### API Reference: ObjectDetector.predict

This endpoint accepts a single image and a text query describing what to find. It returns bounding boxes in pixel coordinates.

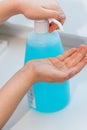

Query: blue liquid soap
[24,20,70,113]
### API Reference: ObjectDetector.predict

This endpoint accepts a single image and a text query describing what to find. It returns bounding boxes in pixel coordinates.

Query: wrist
[9,0,21,15]
[0,0,20,18]
[14,0,30,15]
[20,61,37,86]
[12,0,22,14]
[3,0,22,16]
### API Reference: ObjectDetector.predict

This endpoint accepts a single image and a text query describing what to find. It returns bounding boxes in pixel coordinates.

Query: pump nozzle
[50,19,64,31]
[34,19,63,33]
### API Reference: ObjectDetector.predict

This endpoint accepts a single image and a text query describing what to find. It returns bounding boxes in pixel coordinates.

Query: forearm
[0,0,19,23]
[0,63,35,129]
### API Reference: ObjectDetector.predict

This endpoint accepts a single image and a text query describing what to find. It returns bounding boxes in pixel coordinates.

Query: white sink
[0,34,29,130]
[0,24,87,130]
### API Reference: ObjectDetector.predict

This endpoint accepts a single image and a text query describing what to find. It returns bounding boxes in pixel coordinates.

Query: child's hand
[0,0,65,31]
[25,45,87,83]
[17,0,65,31]
[18,0,65,22]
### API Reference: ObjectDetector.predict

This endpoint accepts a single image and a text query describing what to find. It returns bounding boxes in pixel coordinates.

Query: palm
[33,45,87,83]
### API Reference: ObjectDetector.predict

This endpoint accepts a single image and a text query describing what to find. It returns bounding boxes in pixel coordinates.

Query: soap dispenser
[24,19,70,113]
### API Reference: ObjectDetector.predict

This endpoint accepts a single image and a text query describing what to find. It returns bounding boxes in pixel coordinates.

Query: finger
[65,45,87,67]
[71,45,87,59]
[56,48,77,61]
[68,56,87,79]
[49,22,58,32]
[40,8,65,24]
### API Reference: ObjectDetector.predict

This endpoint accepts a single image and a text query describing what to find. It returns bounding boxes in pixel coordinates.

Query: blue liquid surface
[25,31,70,113]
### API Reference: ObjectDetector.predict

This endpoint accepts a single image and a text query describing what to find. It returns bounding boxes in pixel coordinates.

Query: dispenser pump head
[34,19,63,34]
[34,20,49,33]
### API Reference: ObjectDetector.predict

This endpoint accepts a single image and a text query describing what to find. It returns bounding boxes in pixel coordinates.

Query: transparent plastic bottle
[24,19,70,113]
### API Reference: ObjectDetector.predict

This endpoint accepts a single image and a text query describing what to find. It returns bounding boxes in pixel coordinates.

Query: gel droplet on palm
[24,20,70,113]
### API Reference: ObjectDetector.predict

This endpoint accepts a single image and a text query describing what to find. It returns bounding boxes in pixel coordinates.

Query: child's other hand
[25,45,87,83]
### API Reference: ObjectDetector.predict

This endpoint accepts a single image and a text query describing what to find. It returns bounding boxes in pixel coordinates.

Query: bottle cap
[34,20,49,33]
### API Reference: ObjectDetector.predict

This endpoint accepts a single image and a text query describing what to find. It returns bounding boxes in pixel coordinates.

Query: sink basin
[0,34,29,130]
[0,24,87,130]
